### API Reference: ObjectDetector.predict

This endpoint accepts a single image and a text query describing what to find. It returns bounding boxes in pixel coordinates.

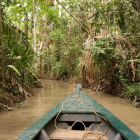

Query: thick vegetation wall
[1,0,140,108]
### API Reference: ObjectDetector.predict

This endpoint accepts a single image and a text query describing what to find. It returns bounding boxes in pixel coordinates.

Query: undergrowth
[122,83,140,101]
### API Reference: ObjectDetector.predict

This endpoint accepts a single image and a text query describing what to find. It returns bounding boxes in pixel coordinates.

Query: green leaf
[127,59,140,62]
[99,10,107,23]
[37,51,45,57]
[110,14,114,25]
[7,65,21,76]
[118,19,123,29]
[119,11,125,26]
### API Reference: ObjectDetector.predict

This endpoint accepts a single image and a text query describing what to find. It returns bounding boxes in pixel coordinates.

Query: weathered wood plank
[49,130,108,140]
[57,114,102,122]
[63,100,92,113]
[36,129,50,140]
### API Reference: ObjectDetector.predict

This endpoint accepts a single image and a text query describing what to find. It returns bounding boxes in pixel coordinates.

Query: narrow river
[0,79,140,140]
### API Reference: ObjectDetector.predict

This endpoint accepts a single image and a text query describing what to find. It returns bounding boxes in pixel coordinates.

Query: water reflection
[0,80,139,140]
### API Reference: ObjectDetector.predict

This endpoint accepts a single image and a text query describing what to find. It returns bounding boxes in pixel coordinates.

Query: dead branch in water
[0,103,13,111]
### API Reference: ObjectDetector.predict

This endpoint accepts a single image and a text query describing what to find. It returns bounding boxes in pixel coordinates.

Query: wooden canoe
[16,84,140,140]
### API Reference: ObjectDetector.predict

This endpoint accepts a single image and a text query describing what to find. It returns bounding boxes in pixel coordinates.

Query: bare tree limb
[56,0,91,36]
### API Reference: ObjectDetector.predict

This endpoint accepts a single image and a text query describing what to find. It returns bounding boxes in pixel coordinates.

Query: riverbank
[0,77,134,112]
[0,79,42,111]
[0,76,139,112]
[0,90,25,111]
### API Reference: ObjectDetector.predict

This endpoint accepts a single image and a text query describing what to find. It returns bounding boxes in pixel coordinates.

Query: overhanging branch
[56,0,91,36]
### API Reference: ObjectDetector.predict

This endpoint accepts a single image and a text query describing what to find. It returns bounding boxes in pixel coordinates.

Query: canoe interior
[34,113,125,140]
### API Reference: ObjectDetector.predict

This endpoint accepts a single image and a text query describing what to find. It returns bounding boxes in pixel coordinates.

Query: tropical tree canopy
[1,0,140,106]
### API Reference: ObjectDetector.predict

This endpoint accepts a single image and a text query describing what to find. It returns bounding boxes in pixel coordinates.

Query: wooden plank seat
[49,130,108,140]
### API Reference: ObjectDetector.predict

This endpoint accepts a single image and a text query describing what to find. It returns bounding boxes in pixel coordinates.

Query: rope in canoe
[54,90,110,140]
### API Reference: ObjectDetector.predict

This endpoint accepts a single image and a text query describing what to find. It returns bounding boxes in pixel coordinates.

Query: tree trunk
[24,12,28,37]
[33,0,36,52]
[0,5,4,83]
[39,40,42,75]
[17,4,22,29]
[43,14,49,74]
[59,0,62,16]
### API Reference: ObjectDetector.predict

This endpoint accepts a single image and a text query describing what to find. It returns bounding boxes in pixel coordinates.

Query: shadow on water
[0,79,140,140]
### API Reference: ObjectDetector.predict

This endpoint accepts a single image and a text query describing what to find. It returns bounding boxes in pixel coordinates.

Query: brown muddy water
[0,79,140,140]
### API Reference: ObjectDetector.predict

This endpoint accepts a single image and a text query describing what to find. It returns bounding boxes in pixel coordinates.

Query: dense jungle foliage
[1,0,140,108]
